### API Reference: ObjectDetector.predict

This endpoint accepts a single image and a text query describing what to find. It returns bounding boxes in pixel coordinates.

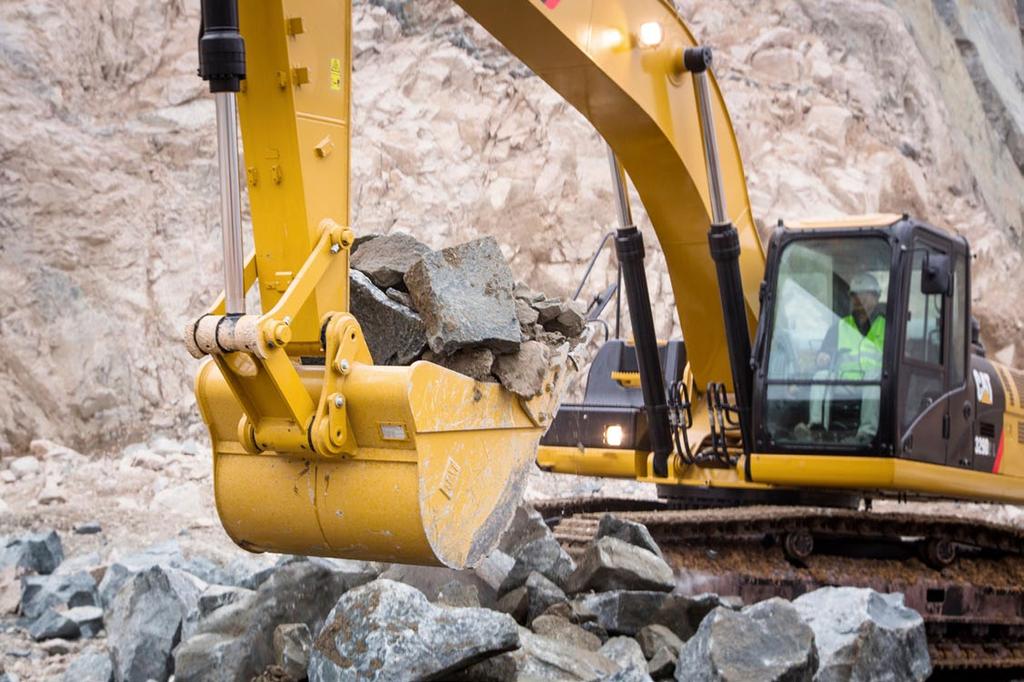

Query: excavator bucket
[195,352,575,568]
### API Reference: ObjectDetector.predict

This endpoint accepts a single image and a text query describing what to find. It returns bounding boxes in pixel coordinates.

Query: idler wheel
[782,529,814,562]
[923,537,957,569]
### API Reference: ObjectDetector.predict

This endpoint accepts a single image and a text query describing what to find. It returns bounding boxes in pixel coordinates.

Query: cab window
[904,250,944,365]
[764,237,891,446]
[901,246,947,429]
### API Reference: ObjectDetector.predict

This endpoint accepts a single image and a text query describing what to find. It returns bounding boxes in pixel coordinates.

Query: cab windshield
[764,237,891,446]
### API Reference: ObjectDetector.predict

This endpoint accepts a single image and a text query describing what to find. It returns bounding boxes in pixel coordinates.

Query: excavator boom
[455,0,765,388]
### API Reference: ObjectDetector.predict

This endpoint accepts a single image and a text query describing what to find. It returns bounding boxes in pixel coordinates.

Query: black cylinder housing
[615,226,674,477]
[199,0,246,93]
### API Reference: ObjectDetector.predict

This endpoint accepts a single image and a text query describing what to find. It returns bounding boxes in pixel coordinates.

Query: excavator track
[535,497,1024,672]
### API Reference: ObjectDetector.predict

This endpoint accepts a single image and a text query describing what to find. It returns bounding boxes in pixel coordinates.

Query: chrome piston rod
[215,91,246,315]
[683,47,754,458]
[606,144,634,229]
[692,65,728,224]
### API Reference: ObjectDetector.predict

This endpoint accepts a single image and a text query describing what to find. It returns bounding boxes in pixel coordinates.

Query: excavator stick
[187,0,577,568]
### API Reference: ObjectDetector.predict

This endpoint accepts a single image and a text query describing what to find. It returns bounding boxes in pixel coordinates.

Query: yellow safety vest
[836,314,885,380]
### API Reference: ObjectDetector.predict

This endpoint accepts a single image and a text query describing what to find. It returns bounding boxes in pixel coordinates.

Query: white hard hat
[850,272,881,295]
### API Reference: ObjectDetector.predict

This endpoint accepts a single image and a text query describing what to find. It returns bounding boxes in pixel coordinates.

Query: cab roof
[785,213,904,229]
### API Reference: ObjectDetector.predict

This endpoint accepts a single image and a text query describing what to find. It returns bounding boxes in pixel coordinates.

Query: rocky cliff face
[1,0,1021,451]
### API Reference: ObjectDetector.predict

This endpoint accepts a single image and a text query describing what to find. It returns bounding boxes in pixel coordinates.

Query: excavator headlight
[598,28,625,50]
[637,22,664,48]
[604,424,626,448]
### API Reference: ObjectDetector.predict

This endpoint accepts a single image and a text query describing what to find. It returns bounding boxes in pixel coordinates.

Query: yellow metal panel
[991,360,1024,478]
[749,454,896,488]
[537,445,645,478]
[610,371,642,389]
[454,0,764,390]
[998,422,1024,478]
[536,444,775,492]
[750,454,1024,504]
[237,0,351,349]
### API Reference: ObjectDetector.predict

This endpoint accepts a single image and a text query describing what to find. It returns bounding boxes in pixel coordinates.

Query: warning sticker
[329,58,342,91]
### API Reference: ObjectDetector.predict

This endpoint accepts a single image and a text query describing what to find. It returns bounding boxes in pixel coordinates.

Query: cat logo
[974,369,994,405]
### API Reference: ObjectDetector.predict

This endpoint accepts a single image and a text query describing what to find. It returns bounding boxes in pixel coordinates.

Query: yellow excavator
[185,0,1024,570]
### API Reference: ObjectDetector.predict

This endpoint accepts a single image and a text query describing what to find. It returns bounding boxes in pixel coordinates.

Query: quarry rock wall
[0,0,1021,450]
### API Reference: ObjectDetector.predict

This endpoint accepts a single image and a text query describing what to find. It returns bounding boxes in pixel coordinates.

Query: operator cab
[752,215,974,467]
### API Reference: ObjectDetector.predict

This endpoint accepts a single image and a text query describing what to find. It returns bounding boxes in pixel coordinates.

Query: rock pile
[0,507,933,682]
[350,232,588,398]
[306,507,932,682]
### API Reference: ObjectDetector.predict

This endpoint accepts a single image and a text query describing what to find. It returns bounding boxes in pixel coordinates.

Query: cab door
[899,237,949,464]
[944,251,973,469]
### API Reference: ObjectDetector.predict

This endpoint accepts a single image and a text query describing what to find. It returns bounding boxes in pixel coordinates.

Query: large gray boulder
[533,298,563,323]
[474,549,515,593]
[54,551,102,576]
[793,587,931,682]
[351,231,432,290]
[349,269,427,365]
[608,666,657,682]
[531,614,603,652]
[96,541,238,604]
[63,648,114,682]
[675,598,818,682]
[648,646,677,679]
[424,347,496,382]
[377,562,495,609]
[1,530,63,575]
[405,236,521,355]
[274,623,313,680]
[66,605,105,638]
[492,340,550,399]
[97,540,189,607]
[106,565,205,682]
[173,633,250,682]
[20,571,99,619]
[308,579,519,681]
[600,636,649,674]
[523,571,568,624]
[515,627,621,680]
[497,584,530,623]
[597,515,664,560]
[498,505,551,556]
[222,555,280,590]
[182,584,255,641]
[543,301,587,338]
[637,624,684,659]
[174,559,379,682]
[499,535,575,594]
[515,298,540,330]
[28,608,79,640]
[566,537,675,594]
[435,580,482,608]
[457,625,622,682]
[572,591,734,640]
[497,569,568,626]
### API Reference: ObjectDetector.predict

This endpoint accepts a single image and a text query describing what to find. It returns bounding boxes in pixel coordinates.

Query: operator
[813,272,885,440]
